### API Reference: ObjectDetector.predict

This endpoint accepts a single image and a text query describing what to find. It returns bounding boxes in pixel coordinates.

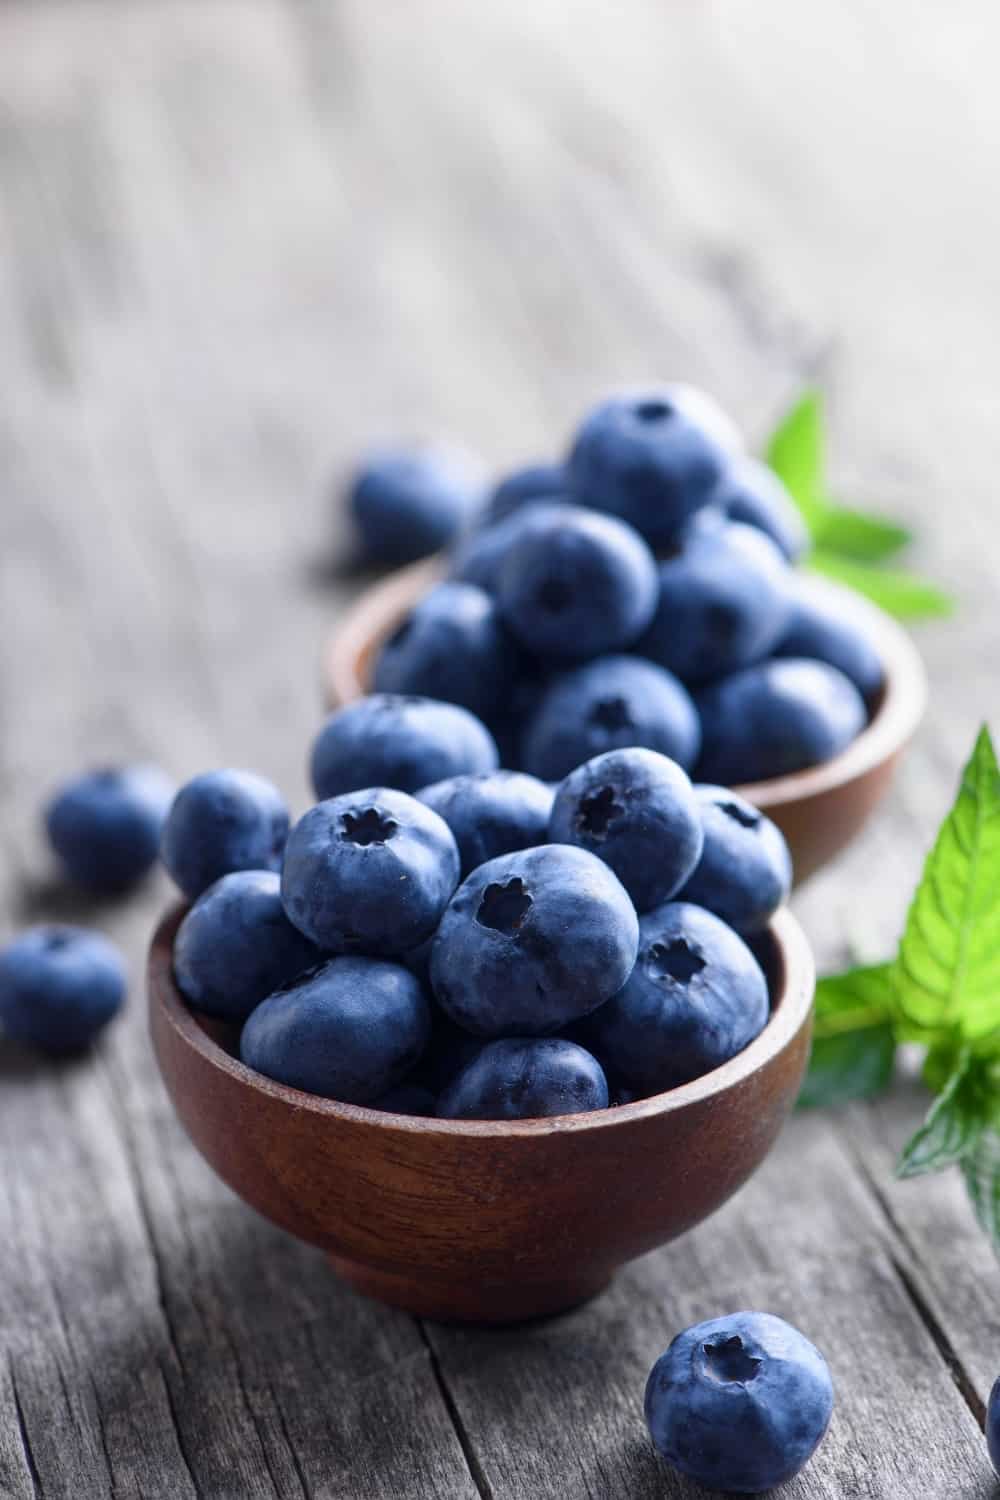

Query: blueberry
[173,871,319,1023]
[438,1038,609,1119]
[566,387,732,546]
[0,926,126,1054]
[773,581,886,705]
[636,520,792,686]
[484,462,565,525]
[986,1376,1000,1476]
[369,1081,438,1117]
[240,955,430,1102]
[372,582,515,721]
[281,787,460,955]
[348,445,483,564]
[549,749,702,912]
[521,655,701,782]
[417,771,555,877]
[645,1311,834,1493]
[709,456,810,561]
[430,844,639,1037]
[310,695,499,800]
[583,901,769,1095]
[160,770,289,900]
[45,764,176,893]
[497,505,657,661]
[449,502,564,595]
[678,786,792,935]
[695,658,867,785]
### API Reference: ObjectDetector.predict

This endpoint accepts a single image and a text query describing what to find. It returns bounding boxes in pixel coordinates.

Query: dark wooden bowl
[324,561,927,883]
[149,907,814,1324]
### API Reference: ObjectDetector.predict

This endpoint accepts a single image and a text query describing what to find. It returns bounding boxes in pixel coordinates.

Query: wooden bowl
[324,561,927,883]
[149,907,814,1324]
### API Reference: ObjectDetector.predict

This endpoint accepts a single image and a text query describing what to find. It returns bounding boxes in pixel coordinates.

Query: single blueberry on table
[566,387,732,547]
[431,844,639,1038]
[281,787,460,955]
[240,955,431,1103]
[986,1375,1000,1476]
[645,1311,834,1493]
[484,461,565,526]
[548,748,703,913]
[583,900,769,1096]
[497,504,658,661]
[449,502,564,595]
[348,444,483,564]
[438,1038,609,1120]
[709,455,810,561]
[372,581,516,722]
[0,926,126,1054]
[678,785,792,935]
[695,658,868,785]
[173,871,319,1023]
[774,580,886,705]
[160,769,289,901]
[310,694,499,800]
[520,655,701,783]
[417,770,554,878]
[369,1080,439,1117]
[45,764,177,893]
[635,519,792,686]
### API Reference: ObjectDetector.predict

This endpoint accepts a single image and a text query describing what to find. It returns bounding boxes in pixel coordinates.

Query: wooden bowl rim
[149,905,814,1138]
[323,559,927,812]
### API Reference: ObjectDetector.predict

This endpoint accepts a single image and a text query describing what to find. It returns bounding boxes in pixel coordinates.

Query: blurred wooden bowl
[324,561,926,882]
[150,906,813,1324]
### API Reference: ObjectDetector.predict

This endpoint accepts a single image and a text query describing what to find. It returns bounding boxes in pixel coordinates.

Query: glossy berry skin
[160,770,289,900]
[709,456,809,561]
[281,787,460,955]
[696,658,867,785]
[497,504,658,661]
[636,520,791,686]
[584,901,769,1096]
[678,786,792,935]
[310,694,499,801]
[348,445,482,564]
[549,749,703,913]
[430,844,639,1038]
[45,764,176,893]
[774,582,886,705]
[438,1038,609,1120]
[645,1311,834,1493]
[566,387,731,547]
[240,956,431,1103]
[417,771,555,878]
[173,871,318,1023]
[986,1376,1000,1476]
[372,582,516,722]
[521,655,701,783]
[449,502,564,595]
[0,926,126,1054]
[484,462,565,525]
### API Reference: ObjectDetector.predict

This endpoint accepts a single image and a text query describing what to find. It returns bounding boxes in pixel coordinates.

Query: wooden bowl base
[327,1253,613,1324]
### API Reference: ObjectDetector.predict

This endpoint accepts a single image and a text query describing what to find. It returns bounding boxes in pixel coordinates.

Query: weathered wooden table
[2,4,998,1496]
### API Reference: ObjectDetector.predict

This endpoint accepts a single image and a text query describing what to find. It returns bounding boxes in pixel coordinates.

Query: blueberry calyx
[340,808,398,846]
[647,938,706,984]
[589,696,633,732]
[718,799,761,830]
[477,877,533,934]
[634,398,674,423]
[702,1335,763,1385]
[577,784,624,839]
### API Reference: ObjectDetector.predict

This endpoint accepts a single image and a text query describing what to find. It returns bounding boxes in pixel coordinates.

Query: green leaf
[812,505,912,562]
[896,1051,987,1177]
[808,551,954,620]
[894,727,1000,1045]
[961,1128,1000,1247]
[765,390,827,530]
[797,962,897,1109]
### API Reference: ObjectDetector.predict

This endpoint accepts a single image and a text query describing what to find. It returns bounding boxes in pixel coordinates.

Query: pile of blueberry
[354,385,885,786]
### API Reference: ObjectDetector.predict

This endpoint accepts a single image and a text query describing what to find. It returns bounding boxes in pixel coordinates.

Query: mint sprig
[798,726,1000,1250]
[765,390,952,618]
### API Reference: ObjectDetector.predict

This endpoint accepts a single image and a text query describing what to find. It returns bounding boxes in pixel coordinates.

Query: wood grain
[1,0,999,1494]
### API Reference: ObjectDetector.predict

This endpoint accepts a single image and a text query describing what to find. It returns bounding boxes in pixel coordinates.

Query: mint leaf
[896,1052,987,1177]
[962,1129,1000,1246]
[765,390,826,531]
[797,962,896,1109]
[808,551,953,620]
[894,727,1000,1045]
[812,505,911,563]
